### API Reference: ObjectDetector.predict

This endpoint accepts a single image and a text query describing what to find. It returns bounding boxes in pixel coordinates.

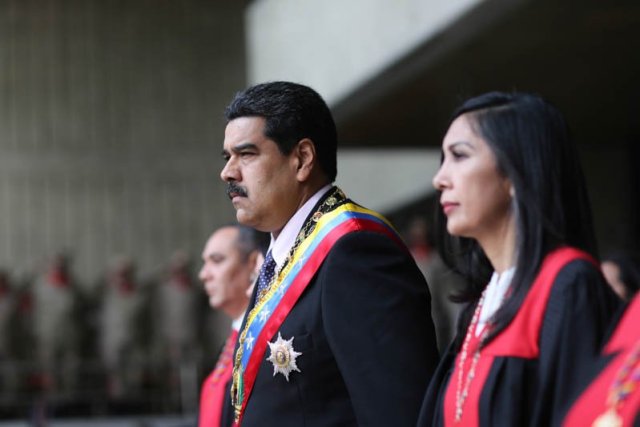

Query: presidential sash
[231,200,402,425]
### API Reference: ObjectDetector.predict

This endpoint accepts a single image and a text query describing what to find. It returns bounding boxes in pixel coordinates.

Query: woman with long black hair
[418,92,619,426]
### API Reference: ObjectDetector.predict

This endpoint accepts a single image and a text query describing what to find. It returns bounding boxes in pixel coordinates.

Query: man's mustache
[226,183,248,199]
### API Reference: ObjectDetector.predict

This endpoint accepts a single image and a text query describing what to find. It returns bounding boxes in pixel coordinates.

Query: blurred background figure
[244,252,265,300]
[0,270,20,400]
[158,251,201,362]
[98,256,150,402]
[32,253,82,394]
[153,250,205,413]
[601,252,640,301]
[0,270,15,362]
[197,225,268,427]
[406,216,433,267]
[404,216,463,352]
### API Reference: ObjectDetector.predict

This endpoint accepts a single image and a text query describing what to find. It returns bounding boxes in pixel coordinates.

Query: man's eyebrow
[231,143,258,153]
[221,142,258,157]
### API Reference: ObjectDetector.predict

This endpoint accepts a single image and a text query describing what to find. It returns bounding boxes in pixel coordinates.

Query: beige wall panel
[0,0,245,283]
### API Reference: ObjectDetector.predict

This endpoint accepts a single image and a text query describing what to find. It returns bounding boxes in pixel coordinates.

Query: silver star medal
[266,332,302,381]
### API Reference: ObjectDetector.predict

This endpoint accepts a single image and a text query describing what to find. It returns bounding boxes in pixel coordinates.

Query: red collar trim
[483,247,595,358]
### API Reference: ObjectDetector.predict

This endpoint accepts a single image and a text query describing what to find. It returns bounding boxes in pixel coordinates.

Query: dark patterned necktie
[256,250,276,296]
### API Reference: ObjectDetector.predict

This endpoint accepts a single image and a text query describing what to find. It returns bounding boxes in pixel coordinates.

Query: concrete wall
[245,0,484,106]
[336,148,440,213]
[0,0,245,282]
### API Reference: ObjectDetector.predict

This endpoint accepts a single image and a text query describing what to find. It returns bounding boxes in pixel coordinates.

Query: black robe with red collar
[418,247,620,427]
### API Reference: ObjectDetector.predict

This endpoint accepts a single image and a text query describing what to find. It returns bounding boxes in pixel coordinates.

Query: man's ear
[294,138,317,182]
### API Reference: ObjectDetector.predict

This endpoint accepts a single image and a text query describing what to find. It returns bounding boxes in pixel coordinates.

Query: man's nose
[220,158,239,182]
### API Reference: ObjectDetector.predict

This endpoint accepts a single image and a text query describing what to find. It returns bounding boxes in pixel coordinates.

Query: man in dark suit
[220,81,438,426]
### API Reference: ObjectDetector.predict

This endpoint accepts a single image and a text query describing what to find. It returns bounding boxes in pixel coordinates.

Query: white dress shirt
[268,184,333,271]
[476,267,515,336]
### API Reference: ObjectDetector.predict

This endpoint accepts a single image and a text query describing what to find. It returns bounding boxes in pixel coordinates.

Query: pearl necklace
[455,290,489,423]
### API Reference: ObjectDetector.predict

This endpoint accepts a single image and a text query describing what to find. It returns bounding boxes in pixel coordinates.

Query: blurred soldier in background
[98,256,150,401]
[152,250,206,411]
[157,251,201,365]
[405,216,463,352]
[0,270,19,398]
[32,253,82,393]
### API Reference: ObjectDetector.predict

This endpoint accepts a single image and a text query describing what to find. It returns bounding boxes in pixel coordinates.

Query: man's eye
[240,151,255,158]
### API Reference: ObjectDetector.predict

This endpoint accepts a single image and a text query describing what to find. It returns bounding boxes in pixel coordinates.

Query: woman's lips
[441,202,458,215]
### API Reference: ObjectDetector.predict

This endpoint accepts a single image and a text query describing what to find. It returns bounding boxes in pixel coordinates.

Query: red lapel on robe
[484,247,596,358]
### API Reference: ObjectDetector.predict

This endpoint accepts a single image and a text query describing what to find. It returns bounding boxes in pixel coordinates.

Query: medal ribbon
[231,202,401,425]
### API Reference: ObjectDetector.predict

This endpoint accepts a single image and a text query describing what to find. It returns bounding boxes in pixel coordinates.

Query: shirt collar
[477,267,516,335]
[269,184,333,269]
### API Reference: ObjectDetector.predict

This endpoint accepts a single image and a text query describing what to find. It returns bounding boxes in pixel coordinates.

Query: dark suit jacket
[234,195,439,426]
